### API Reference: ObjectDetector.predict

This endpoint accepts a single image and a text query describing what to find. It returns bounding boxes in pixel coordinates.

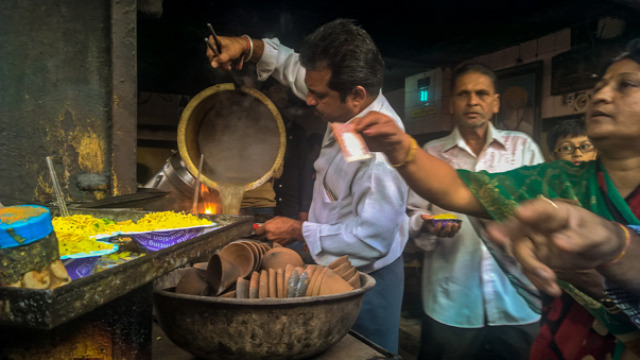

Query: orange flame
[204,204,216,214]
[198,184,221,214]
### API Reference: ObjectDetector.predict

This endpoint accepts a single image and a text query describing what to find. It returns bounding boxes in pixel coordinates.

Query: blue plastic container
[0,205,54,249]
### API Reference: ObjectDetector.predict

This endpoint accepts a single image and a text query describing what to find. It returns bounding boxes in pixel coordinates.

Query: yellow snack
[53,215,120,256]
[53,211,212,257]
[118,211,211,233]
[431,213,459,220]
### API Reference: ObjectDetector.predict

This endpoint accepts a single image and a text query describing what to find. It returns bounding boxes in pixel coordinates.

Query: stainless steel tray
[0,208,253,329]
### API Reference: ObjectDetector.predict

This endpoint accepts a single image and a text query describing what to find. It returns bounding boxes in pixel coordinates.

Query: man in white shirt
[408,64,543,359]
[207,19,409,352]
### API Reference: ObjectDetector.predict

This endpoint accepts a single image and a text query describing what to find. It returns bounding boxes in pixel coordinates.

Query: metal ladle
[191,153,205,214]
[46,156,70,217]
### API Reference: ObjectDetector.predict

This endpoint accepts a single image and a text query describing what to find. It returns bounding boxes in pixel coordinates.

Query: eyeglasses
[554,141,595,155]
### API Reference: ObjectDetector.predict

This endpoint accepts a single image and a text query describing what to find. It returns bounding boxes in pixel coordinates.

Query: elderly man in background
[407,64,544,359]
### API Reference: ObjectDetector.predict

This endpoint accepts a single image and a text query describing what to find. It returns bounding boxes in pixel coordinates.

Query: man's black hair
[299,19,384,102]
[452,63,498,93]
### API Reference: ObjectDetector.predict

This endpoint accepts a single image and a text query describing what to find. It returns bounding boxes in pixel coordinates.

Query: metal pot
[177,84,286,191]
[143,152,199,212]
[145,151,196,194]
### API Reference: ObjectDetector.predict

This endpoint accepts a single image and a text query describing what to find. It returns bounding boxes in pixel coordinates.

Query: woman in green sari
[354,39,640,358]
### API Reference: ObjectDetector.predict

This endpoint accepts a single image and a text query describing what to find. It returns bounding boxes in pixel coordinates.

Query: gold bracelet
[601,222,631,268]
[391,136,418,168]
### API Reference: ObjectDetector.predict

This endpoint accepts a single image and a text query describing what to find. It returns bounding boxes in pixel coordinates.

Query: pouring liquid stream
[217,183,244,216]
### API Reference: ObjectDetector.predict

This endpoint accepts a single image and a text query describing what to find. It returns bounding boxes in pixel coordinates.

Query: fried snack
[431,213,460,220]
[53,211,212,256]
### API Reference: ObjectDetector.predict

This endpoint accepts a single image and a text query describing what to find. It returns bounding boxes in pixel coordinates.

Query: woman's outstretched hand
[485,197,626,296]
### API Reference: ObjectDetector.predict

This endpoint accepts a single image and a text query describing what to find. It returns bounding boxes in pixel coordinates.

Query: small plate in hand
[421,213,462,227]
[428,219,462,226]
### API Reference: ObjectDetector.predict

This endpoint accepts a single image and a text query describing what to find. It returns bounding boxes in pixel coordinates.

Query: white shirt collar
[442,122,507,154]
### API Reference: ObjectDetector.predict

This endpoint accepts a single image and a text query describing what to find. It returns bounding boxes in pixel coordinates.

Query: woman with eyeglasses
[547,119,598,165]
[354,38,640,359]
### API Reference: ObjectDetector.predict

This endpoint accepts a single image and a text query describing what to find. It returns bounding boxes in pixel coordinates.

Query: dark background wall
[2,0,639,206]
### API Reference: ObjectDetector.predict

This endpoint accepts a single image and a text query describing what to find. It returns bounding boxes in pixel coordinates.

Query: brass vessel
[177,84,286,191]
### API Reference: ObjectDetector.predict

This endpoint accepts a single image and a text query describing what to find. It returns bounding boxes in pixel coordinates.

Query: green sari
[458,160,640,226]
[458,159,639,345]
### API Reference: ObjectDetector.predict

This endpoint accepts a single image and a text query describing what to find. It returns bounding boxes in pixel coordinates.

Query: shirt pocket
[322,182,337,203]
[318,179,352,225]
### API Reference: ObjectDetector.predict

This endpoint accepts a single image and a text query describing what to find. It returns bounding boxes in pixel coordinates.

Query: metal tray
[0,208,253,329]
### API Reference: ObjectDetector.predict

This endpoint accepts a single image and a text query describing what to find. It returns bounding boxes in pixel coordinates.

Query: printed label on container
[60,241,119,280]
[62,256,101,280]
[132,226,216,252]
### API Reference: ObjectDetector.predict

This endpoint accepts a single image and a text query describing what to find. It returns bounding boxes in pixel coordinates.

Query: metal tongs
[205,23,244,91]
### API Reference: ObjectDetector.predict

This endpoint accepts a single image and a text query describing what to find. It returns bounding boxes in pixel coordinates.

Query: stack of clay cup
[176,239,269,296]
[326,255,361,289]
[175,241,361,299]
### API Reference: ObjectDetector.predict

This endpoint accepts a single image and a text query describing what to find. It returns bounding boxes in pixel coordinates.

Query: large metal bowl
[153,270,375,360]
[177,84,286,191]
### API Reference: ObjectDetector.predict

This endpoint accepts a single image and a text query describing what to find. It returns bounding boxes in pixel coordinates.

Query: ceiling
[137,0,640,95]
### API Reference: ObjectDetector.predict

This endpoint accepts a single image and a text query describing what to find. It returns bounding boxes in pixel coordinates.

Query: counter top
[0,208,253,329]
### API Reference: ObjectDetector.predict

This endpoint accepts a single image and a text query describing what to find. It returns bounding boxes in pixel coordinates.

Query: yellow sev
[53,211,212,256]
[431,213,460,220]
[118,211,212,232]
[53,215,119,256]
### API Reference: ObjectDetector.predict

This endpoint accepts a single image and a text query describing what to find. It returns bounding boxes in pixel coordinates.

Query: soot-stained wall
[0,0,137,206]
